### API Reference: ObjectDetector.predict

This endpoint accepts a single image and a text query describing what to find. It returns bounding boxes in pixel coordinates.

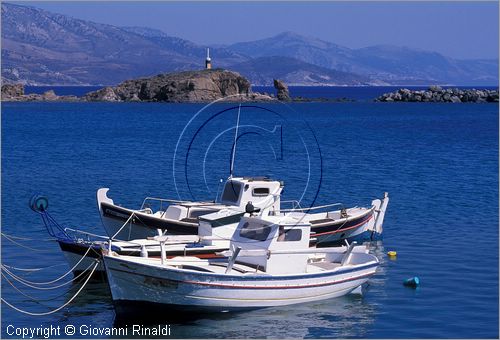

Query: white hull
[317,192,389,244]
[314,217,373,244]
[104,255,378,312]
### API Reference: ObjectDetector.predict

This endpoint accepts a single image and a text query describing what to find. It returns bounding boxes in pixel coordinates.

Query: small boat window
[252,187,270,196]
[221,181,242,204]
[277,226,302,242]
[239,222,272,241]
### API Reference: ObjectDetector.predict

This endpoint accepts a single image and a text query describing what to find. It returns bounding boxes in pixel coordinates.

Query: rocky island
[83,69,274,102]
[1,68,351,103]
[377,86,499,103]
[1,69,275,103]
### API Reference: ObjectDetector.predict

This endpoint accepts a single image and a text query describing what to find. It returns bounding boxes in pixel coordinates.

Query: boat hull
[104,255,378,313]
[100,201,381,245]
[313,193,389,245]
[59,240,105,275]
[99,202,198,240]
[97,188,389,244]
[311,210,375,245]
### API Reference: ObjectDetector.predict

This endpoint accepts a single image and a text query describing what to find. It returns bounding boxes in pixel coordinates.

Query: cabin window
[221,181,242,204]
[239,222,272,241]
[277,227,302,242]
[252,187,270,196]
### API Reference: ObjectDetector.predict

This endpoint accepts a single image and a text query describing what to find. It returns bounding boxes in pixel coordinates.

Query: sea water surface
[1,87,498,338]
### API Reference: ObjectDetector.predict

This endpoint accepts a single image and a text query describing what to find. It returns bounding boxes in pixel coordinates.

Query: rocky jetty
[273,79,291,101]
[377,86,499,103]
[1,84,78,101]
[84,69,273,102]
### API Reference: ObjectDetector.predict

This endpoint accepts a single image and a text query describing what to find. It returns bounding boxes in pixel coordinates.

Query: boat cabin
[160,177,283,223]
[230,215,311,274]
[219,177,283,213]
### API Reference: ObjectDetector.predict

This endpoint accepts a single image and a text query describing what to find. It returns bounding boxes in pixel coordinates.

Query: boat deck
[308,261,341,271]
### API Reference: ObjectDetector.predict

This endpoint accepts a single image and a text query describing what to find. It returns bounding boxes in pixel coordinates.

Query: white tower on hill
[205,48,212,70]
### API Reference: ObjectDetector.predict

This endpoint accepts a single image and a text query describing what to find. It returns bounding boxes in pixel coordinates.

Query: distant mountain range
[1,3,498,86]
[229,32,499,86]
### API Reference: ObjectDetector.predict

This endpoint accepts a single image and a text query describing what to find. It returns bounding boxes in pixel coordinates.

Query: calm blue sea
[1,87,498,338]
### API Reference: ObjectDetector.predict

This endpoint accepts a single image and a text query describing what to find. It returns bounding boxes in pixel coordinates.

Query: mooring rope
[1,271,84,305]
[0,243,96,286]
[1,261,99,316]
[1,232,55,242]
[111,212,136,240]
[3,263,67,273]
[2,272,48,304]
[2,261,96,290]
[1,233,50,252]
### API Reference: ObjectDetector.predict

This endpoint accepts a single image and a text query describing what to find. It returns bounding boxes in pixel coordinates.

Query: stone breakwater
[377,86,499,103]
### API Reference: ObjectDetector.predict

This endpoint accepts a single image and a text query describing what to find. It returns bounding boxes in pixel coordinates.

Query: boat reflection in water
[111,289,378,338]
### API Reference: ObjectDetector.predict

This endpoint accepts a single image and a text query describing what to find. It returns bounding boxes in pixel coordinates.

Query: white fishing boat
[98,176,389,244]
[97,177,283,240]
[103,211,380,314]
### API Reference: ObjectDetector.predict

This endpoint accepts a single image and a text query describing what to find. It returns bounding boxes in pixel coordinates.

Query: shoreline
[17,84,500,88]
[3,76,498,104]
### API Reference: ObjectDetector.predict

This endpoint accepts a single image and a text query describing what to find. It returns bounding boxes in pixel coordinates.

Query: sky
[13,1,500,60]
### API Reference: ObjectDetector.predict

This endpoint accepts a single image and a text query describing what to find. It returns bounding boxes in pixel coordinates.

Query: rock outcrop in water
[377,86,499,103]
[1,83,24,99]
[84,69,273,102]
[1,83,78,101]
[273,78,291,101]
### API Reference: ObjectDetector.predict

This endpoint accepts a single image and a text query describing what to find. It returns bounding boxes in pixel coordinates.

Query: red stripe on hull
[312,214,374,237]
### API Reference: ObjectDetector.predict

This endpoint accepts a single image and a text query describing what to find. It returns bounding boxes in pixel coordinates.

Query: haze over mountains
[2,3,498,86]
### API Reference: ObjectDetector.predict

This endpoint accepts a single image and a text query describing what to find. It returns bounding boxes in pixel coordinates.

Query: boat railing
[63,227,111,242]
[279,202,345,213]
[65,221,163,248]
[280,200,303,210]
[140,197,219,212]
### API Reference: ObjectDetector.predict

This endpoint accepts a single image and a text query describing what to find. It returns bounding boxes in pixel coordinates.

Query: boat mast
[229,104,241,178]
